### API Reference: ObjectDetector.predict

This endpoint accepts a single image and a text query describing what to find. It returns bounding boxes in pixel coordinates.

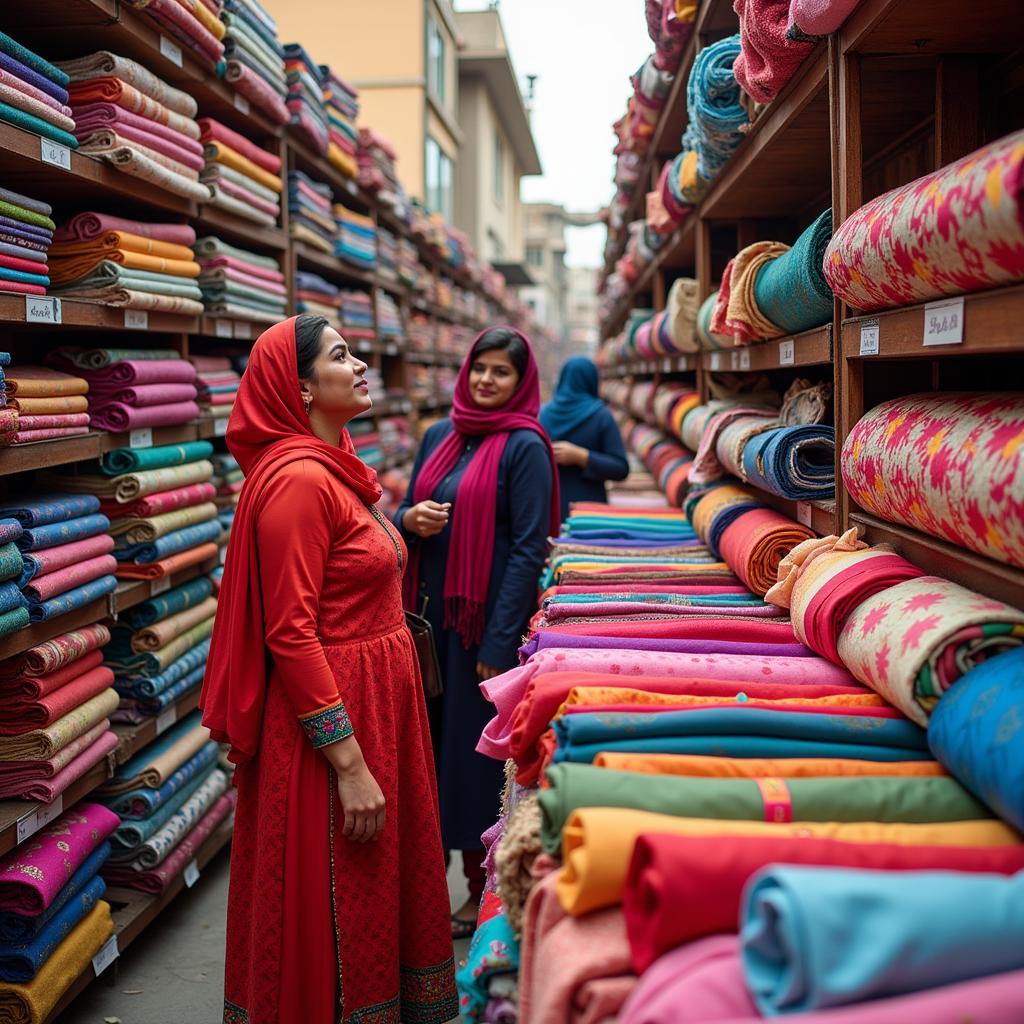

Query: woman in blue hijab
[539,355,629,521]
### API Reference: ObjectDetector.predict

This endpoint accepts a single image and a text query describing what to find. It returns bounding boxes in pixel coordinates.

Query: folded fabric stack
[47,347,199,431]
[189,356,240,416]
[349,421,383,468]
[217,0,288,125]
[49,213,203,315]
[733,0,816,104]
[357,128,402,209]
[288,170,335,253]
[398,237,424,292]
[377,227,398,282]
[0,354,13,447]
[294,271,341,323]
[283,44,328,154]
[645,0,695,72]
[59,52,208,203]
[339,289,376,347]
[376,292,403,346]
[0,517,28,638]
[210,453,243,511]
[0,187,54,298]
[319,65,359,178]
[378,416,414,465]
[0,31,78,150]
[193,236,287,324]
[3,365,91,445]
[197,118,282,227]
[122,0,226,67]
[335,204,377,269]
[0,803,115,1018]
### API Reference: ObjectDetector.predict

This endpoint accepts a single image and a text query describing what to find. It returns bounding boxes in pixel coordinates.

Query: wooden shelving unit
[598,0,1024,608]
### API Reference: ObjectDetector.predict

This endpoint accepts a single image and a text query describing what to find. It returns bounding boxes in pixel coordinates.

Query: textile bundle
[294,271,341,324]
[198,118,282,227]
[842,392,1024,569]
[0,31,77,150]
[122,0,225,67]
[288,170,335,253]
[335,204,377,269]
[0,188,55,299]
[193,236,287,324]
[320,65,360,178]
[283,44,328,154]
[217,0,289,124]
[733,0,816,103]
[340,289,375,346]
[189,356,240,417]
[0,353,13,452]
[357,128,403,210]
[2,365,90,445]
[742,424,835,499]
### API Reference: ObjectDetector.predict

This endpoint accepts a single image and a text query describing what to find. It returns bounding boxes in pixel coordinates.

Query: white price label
[184,860,201,888]
[730,350,740,370]
[160,34,183,67]
[36,795,63,831]
[923,296,964,346]
[213,417,230,437]
[124,309,149,330]
[39,137,71,170]
[151,576,172,596]
[233,92,250,115]
[859,319,880,356]
[710,353,722,371]
[386,344,398,355]
[219,545,228,565]
[678,357,688,372]
[155,706,177,735]
[15,811,37,845]
[129,427,152,449]
[215,318,233,338]
[796,501,813,528]
[92,936,119,977]
[662,358,672,374]
[233,320,251,340]
[779,339,795,366]
[739,350,751,371]
[24,295,61,324]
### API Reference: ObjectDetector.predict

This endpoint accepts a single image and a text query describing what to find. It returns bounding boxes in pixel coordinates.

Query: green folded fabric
[0,542,22,584]
[192,237,281,271]
[102,441,214,476]
[0,102,78,152]
[0,606,29,639]
[199,280,285,309]
[0,197,55,233]
[538,764,993,854]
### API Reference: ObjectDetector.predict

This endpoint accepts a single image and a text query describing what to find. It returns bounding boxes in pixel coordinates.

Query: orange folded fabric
[593,752,948,778]
[7,395,90,415]
[115,542,218,580]
[50,231,196,262]
[203,140,282,193]
[67,78,199,139]
[49,248,201,285]
[3,367,89,398]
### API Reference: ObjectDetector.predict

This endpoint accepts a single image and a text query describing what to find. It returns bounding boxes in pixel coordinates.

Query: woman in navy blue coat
[396,327,557,937]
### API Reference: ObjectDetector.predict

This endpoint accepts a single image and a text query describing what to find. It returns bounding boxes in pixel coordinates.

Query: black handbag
[406,603,443,699]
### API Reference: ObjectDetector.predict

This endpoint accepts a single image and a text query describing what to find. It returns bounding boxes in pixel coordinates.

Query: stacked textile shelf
[189,356,240,417]
[59,53,209,203]
[0,188,53,299]
[335,203,376,270]
[357,128,403,211]
[218,0,289,125]
[288,169,335,253]
[376,292,403,348]
[0,32,78,151]
[294,271,341,325]
[0,354,12,449]
[283,44,328,155]
[210,453,242,512]
[319,65,359,179]
[3,364,91,445]
[339,289,375,349]
[49,215,204,316]
[193,237,287,324]
[122,0,226,68]
[198,118,282,227]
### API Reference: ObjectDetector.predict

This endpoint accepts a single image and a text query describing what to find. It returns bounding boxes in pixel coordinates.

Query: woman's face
[468,347,520,410]
[301,327,371,421]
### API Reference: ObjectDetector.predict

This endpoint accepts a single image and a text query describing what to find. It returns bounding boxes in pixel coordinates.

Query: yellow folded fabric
[557,807,1022,915]
[7,395,89,415]
[204,140,283,193]
[180,0,226,39]
[0,901,112,1024]
[3,367,88,398]
[592,752,948,778]
[722,241,790,342]
[327,142,358,179]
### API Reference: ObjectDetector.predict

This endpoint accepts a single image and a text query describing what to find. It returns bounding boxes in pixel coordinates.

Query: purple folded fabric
[0,801,119,914]
[521,631,816,660]
[554,537,703,550]
[55,213,196,246]
[17,728,119,803]
[0,216,53,244]
[72,102,205,157]
[0,232,48,252]
[0,52,69,106]
[0,241,47,263]
[88,400,200,431]
[81,361,197,387]
[87,383,199,408]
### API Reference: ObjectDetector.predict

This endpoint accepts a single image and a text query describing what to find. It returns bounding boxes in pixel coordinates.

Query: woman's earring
[303,394,312,415]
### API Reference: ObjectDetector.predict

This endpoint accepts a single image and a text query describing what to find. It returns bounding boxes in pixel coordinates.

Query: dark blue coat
[553,405,629,521]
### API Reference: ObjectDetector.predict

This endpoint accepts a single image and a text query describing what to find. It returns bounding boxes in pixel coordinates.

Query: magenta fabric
[76,116,205,172]
[0,801,119,914]
[224,62,289,125]
[88,382,199,407]
[403,327,560,646]
[140,0,224,64]
[54,213,197,246]
[17,727,119,803]
[547,584,750,595]
[82,360,198,387]
[88,400,200,431]
[0,720,110,797]
[20,534,116,584]
[98,482,216,519]
[73,101,205,157]
[15,426,90,443]
[17,413,92,430]
[23,554,118,603]
[197,118,282,174]
[0,68,73,117]
[196,254,285,284]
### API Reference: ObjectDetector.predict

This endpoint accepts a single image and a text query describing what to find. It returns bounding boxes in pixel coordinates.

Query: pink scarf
[403,327,560,647]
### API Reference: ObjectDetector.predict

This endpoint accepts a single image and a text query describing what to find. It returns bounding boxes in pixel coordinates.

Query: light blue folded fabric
[0,494,100,528]
[114,518,222,564]
[742,425,836,500]
[26,574,116,622]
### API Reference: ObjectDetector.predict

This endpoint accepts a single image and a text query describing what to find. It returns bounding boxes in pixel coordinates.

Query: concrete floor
[59,847,471,1024]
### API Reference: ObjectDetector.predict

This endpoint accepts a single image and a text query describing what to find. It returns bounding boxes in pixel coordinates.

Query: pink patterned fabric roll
[14,426,91,444]
[89,400,200,431]
[54,213,196,246]
[17,414,91,430]
[0,801,119,914]
[88,382,199,407]
[22,533,115,583]
[23,554,118,603]
[824,130,1024,312]
[17,727,119,803]
[0,720,110,798]
[0,623,111,680]
[842,392,1024,568]
[98,482,216,519]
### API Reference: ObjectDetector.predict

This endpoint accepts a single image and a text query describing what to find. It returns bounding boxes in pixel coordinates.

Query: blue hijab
[539,356,605,440]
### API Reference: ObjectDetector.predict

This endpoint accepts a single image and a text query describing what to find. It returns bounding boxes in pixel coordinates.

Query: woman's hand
[551,441,589,468]
[325,736,386,842]
[402,500,451,538]
[476,661,503,681]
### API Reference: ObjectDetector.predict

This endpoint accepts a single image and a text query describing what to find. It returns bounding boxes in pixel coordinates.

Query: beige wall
[360,88,425,199]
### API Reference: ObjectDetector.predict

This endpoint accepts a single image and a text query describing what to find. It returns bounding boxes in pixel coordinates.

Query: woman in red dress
[201,315,457,1024]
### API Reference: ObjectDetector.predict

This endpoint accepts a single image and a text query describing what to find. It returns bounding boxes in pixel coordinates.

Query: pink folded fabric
[210,175,280,217]
[87,382,199,407]
[98,482,216,519]
[543,602,788,622]
[22,554,118,604]
[0,720,111,798]
[54,213,196,246]
[0,79,76,132]
[0,670,115,733]
[78,128,202,179]
[789,0,861,37]
[200,263,287,294]
[17,727,119,803]
[0,68,73,117]
[197,118,281,173]
[21,535,116,586]
[0,623,111,680]
[77,360,198,386]
[17,413,92,430]
[72,101,205,157]
[0,280,45,296]
[196,254,285,284]
[15,426,90,443]
[88,400,200,431]
[733,0,815,104]
[137,0,224,65]
[223,61,289,125]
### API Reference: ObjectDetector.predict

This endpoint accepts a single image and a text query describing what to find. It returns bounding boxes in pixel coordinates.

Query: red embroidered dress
[222,459,457,1023]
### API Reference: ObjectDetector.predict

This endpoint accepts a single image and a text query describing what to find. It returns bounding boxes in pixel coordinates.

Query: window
[493,130,505,203]
[425,136,453,222]
[428,17,446,102]
[526,246,543,267]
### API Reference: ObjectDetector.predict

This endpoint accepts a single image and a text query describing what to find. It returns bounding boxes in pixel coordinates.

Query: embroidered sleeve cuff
[298,700,354,748]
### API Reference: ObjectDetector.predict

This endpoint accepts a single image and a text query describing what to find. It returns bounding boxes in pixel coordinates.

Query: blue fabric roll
[103,740,220,819]
[122,578,215,630]
[26,574,117,622]
[0,495,100,528]
[110,769,213,853]
[0,874,106,982]
[0,582,27,615]
[928,647,1024,832]
[741,425,836,500]
[0,843,110,946]
[455,909,519,1024]
[552,708,931,767]
[0,265,49,287]
[682,34,747,182]
[14,513,110,552]
[122,641,210,699]
[114,519,222,564]
[134,664,207,715]
[741,865,1024,1016]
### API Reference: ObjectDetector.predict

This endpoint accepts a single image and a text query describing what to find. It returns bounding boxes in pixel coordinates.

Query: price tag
[386,344,398,356]
[15,811,37,845]
[662,358,672,374]
[859,318,880,356]
[357,341,372,353]
[183,860,201,888]
[36,795,63,832]
[923,296,964,346]
[233,321,251,340]
[215,318,233,339]
[151,576,172,596]
[730,350,740,370]
[156,706,177,735]
[796,501,813,528]
[160,34,183,67]
[233,92,250,115]
[779,339,795,366]
[92,936,119,977]
[213,417,230,437]
[129,427,152,449]
[678,356,688,372]
[24,295,61,324]
[710,353,722,371]
[124,309,149,331]
[739,350,751,371]
[40,137,71,170]
[219,545,228,565]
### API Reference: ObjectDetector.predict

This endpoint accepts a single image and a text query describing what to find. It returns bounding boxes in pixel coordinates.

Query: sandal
[451,913,476,940]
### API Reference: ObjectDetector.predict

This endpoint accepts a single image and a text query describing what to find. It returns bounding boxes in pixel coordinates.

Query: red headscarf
[402,326,560,647]
[200,317,382,764]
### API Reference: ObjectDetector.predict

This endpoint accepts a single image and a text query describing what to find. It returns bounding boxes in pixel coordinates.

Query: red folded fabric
[624,833,1024,973]
[54,213,196,246]
[98,482,217,519]
[23,555,118,604]
[0,254,50,275]
[0,623,110,680]
[223,62,289,125]
[0,668,115,733]
[197,117,282,174]
[115,541,218,579]
[0,649,105,703]
[0,280,45,296]
[137,0,224,65]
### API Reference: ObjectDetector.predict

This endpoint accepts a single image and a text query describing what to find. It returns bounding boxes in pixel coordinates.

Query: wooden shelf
[600,353,699,378]
[197,316,260,343]
[0,294,199,336]
[703,326,832,372]
[194,206,288,255]
[293,241,375,288]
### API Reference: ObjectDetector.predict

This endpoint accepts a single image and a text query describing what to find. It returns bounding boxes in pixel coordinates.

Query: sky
[453,0,653,269]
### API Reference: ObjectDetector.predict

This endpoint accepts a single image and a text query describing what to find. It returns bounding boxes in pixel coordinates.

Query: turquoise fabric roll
[928,647,1024,832]
[742,425,835,500]
[102,441,214,477]
[0,266,49,287]
[122,577,214,630]
[742,865,1024,1016]
[682,35,747,182]
[0,543,21,584]
[0,102,79,149]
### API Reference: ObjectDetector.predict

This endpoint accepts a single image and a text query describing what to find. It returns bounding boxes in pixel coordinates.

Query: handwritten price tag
[215,319,233,339]
[779,339,795,366]
[156,706,177,735]
[151,576,172,596]
[859,319,880,356]
[796,501,813,528]
[92,936,119,978]
[15,810,38,845]
[124,309,149,330]
[923,297,964,346]
[160,35,183,67]
[214,417,230,437]
[710,353,722,371]
[129,427,152,449]
[24,295,61,324]
[234,93,250,115]
[39,138,71,170]
[184,860,201,888]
